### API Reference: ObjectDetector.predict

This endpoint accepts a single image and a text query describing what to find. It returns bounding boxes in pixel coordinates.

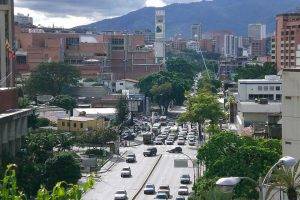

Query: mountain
[78,0,300,38]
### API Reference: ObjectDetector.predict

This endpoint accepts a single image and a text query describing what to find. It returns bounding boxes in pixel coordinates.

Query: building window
[276,94,282,101]
[276,86,281,91]
[285,96,292,100]
[119,83,124,85]
[62,122,65,126]
[80,123,83,128]
[263,86,268,91]
[67,122,70,127]
[258,86,262,91]
[74,123,76,127]
[269,86,274,91]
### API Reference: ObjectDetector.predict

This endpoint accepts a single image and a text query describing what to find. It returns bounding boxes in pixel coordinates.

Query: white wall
[116,80,139,94]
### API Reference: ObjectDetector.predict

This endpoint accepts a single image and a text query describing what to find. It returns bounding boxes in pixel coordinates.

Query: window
[263,86,268,91]
[276,86,281,91]
[276,94,282,101]
[74,123,77,127]
[119,83,124,85]
[67,122,70,127]
[269,86,274,91]
[62,122,65,126]
[285,96,292,100]
[80,123,83,128]
[258,86,262,91]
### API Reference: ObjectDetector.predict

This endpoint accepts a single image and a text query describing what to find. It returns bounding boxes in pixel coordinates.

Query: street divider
[100,150,128,174]
[132,154,163,200]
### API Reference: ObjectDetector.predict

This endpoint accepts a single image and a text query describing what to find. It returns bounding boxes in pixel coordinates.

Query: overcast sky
[14,0,199,28]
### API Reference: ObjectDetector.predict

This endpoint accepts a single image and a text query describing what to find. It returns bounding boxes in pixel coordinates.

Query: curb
[100,150,128,174]
[132,154,163,200]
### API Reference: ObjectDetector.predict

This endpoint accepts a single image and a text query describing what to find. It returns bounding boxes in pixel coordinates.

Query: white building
[186,41,199,51]
[248,23,267,40]
[115,79,139,94]
[238,75,282,102]
[191,24,202,41]
[154,9,166,64]
[73,108,116,120]
[224,35,238,58]
[15,13,33,26]
[282,68,300,160]
[296,44,300,66]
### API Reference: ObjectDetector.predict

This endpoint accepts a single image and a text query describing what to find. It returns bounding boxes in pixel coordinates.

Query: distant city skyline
[14,0,199,28]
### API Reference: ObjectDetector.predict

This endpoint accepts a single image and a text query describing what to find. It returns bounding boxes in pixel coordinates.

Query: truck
[142,132,153,145]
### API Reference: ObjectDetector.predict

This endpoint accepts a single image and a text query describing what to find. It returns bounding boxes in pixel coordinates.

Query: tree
[179,90,224,134]
[25,62,80,97]
[197,72,222,94]
[234,62,277,81]
[50,94,77,111]
[194,131,282,199]
[166,58,197,79]
[266,161,300,200]
[151,82,173,114]
[44,152,81,190]
[115,95,129,125]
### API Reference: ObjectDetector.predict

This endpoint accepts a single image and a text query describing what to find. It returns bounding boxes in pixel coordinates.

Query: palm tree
[266,161,300,200]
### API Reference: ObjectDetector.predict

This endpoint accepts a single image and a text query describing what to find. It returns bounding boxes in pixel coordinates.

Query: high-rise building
[224,35,238,58]
[154,9,166,64]
[275,13,300,70]
[248,23,267,40]
[191,24,202,41]
[15,13,33,26]
[0,0,14,87]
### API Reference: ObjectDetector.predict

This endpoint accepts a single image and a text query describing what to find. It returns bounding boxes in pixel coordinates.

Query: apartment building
[224,34,238,58]
[275,12,300,70]
[191,24,202,41]
[248,23,267,40]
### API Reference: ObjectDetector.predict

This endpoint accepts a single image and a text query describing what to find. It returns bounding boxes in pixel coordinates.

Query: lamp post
[215,156,297,199]
[180,152,196,185]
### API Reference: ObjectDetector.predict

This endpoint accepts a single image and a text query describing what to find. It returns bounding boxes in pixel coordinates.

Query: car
[178,185,189,195]
[175,196,186,200]
[155,192,168,199]
[143,147,157,157]
[125,153,136,163]
[160,133,168,140]
[167,146,182,153]
[188,139,196,146]
[154,138,163,145]
[165,139,174,145]
[177,138,185,145]
[158,185,170,198]
[143,184,155,194]
[114,190,128,200]
[180,174,191,184]
[121,167,131,178]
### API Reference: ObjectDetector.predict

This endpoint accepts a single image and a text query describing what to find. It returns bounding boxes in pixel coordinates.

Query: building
[154,9,166,64]
[73,108,116,120]
[212,30,234,54]
[191,24,202,41]
[134,29,155,45]
[282,68,300,160]
[57,116,108,132]
[0,0,14,87]
[248,23,266,40]
[249,39,267,58]
[275,12,300,70]
[271,35,276,63]
[15,13,33,26]
[224,35,238,58]
[186,41,199,51]
[115,79,139,94]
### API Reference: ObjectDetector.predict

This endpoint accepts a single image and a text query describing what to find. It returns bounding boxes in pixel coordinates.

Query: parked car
[114,190,128,200]
[178,185,189,195]
[180,174,191,184]
[143,184,155,194]
[121,167,131,178]
[167,146,182,153]
[125,153,136,163]
[158,185,170,198]
[155,192,168,199]
[143,147,157,157]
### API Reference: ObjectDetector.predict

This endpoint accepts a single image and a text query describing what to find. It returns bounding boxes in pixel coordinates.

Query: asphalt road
[84,127,198,200]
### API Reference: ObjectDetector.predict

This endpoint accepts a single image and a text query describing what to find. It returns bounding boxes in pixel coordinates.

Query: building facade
[275,13,300,70]
[15,13,33,26]
[154,9,166,64]
[224,34,238,58]
[191,24,202,41]
[57,116,108,132]
[0,0,14,87]
[248,23,266,40]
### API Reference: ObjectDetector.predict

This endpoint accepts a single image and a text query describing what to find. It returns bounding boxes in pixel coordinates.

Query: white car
[154,138,163,145]
[188,139,196,146]
[114,190,128,200]
[121,167,131,178]
[178,185,189,195]
[177,138,185,145]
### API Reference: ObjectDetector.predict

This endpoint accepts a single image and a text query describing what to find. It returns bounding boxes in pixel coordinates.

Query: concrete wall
[0,88,18,113]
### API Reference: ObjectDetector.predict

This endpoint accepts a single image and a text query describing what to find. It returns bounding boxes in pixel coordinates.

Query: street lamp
[180,152,196,185]
[215,156,297,199]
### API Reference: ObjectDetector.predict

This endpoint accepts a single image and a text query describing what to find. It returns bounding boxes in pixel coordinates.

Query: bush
[85,149,108,158]
[36,118,50,127]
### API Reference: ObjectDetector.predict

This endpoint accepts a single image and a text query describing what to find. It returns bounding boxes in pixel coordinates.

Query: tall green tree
[166,58,197,79]
[150,82,173,114]
[234,62,277,81]
[179,90,224,134]
[50,94,77,112]
[25,62,80,97]
[115,95,129,125]
[197,72,221,94]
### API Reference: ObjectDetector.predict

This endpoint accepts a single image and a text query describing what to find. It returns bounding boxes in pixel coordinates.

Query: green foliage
[234,62,277,81]
[150,82,173,114]
[50,95,77,111]
[85,149,108,158]
[18,97,30,108]
[115,95,129,125]
[25,62,80,97]
[44,152,81,189]
[166,58,197,79]
[36,118,51,128]
[179,90,224,125]
[194,131,282,199]
[197,72,222,94]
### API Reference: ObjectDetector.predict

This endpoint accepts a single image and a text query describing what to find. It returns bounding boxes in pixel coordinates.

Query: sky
[14,0,199,28]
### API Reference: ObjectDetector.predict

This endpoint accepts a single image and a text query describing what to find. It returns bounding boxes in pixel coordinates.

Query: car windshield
[182,175,190,178]
[180,186,187,189]
[160,186,169,189]
[116,191,125,194]
[146,184,154,188]
[156,194,167,198]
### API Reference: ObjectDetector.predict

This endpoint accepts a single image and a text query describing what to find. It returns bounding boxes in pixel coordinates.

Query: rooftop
[0,109,32,120]
[238,101,282,113]
[238,75,282,84]
[73,108,116,116]
[58,116,95,122]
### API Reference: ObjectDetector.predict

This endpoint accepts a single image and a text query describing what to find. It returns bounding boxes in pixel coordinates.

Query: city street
[84,138,198,200]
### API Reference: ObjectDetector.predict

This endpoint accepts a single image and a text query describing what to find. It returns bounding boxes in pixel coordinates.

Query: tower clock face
[156,25,163,33]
